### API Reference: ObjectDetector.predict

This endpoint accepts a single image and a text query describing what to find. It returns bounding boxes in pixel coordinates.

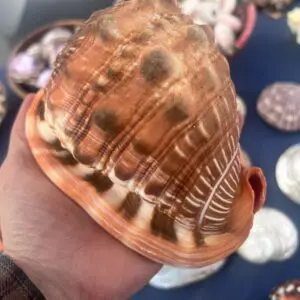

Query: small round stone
[94,109,122,136]
[257,83,300,132]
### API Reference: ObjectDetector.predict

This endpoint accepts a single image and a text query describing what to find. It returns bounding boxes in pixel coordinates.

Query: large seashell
[270,280,300,300]
[257,82,300,132]
[276,144,300,205]
[25,0,266,267]
[238,207,298,264]
[0,83,7,127]
[149,259,226,289]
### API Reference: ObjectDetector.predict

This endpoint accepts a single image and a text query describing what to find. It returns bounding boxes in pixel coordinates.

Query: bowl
[7,19,84,99]
[233,2,257,55]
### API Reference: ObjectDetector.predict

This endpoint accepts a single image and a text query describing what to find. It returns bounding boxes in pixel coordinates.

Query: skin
[0,94,161,300]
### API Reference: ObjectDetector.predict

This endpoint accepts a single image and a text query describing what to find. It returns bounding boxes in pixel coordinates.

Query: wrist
[4,249,85,300]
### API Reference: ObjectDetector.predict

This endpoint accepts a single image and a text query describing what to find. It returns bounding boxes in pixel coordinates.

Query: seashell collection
[8,27,77,91]
[237,207,298,264]
[149,259,226,289]
[256,82,300,132]
[0,83,7,127]
[270,280,300,300]
[25,0,267,268]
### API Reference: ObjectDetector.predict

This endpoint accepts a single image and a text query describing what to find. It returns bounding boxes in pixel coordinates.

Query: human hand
[0,95,161,300]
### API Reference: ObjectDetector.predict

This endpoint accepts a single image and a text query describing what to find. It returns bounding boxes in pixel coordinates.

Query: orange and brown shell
[25,0,266,267]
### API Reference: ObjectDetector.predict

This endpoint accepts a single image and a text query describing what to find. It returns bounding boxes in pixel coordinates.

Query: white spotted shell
[257,82,300,132]
[237,207,298,264]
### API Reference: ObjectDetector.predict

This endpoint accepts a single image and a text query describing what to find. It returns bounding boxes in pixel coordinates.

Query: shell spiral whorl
[26,0,266,267]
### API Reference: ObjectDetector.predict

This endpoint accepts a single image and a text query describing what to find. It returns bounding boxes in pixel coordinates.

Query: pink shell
[257,82,300,132]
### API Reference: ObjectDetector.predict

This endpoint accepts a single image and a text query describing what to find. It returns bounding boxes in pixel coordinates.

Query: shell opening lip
[245,167,266,213]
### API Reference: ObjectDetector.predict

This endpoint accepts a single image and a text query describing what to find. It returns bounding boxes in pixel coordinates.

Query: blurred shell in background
[252,0,294,19]
[287,7,300,45]
[179,0,256,56]
[276,144,300,205]
[257,82,300,132]
[0,82,7,127]
[237,207,298,264]
[25,0,267,267]
[270,279,300,300]
[149,260,226,289]
[8,20,83,98]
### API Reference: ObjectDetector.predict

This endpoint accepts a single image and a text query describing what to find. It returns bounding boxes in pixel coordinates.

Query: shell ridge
[198,145,240,229]
[134,76,233,196]
[147,112,238,230]
[174,125,239,228]
[152,79,235,196]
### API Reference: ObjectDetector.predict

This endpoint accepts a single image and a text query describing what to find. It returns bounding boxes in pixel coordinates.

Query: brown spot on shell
[186,25,208,44]
[93,76,109,92]
[97,14,120,41]
[37,100,45,121]
[84,172,114,193]
[140,49,173,84]
[165,97,188,124]
[194,230,205,246]
[73,147,95,165]
[52,142,78,166]
[118,192,141,219]
[151,207,177,242]
[120,45,137,58]
[145,181,165,197]
[94,109,122,136]
[133,29,153,44]
[114,164,135,181]
[132,140,152,155]
[107,62,122,79]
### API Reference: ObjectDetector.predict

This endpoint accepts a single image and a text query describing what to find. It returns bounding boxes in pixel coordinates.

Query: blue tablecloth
[1,4,300,300]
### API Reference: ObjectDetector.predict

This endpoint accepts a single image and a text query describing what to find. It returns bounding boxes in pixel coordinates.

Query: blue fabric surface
[0,4,300,300]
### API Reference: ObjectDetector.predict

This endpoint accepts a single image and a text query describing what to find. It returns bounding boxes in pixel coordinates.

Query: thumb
[6,94,36,160]
[11,94,35,142]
